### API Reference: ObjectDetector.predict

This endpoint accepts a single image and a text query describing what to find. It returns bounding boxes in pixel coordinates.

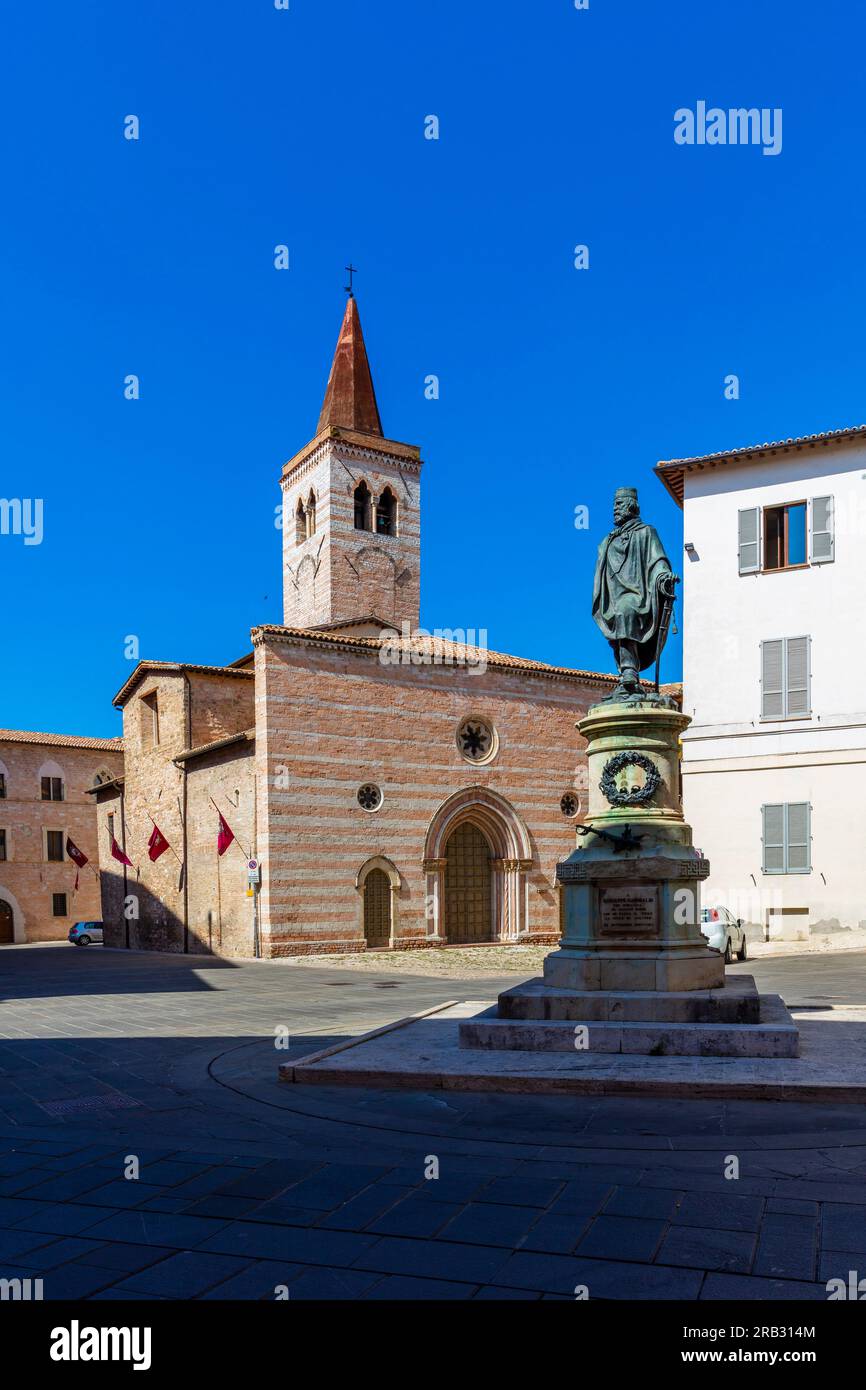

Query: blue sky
[1,0,864,736]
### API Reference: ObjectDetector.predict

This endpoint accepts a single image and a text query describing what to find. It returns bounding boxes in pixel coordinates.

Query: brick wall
[98,668,254,952]
[254,633,605,957]
[185,742,256,956]
[0,739,123,943]
[281,439,422,630]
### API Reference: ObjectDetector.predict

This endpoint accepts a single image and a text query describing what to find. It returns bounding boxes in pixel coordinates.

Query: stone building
[95,296,620,957]
[0,729,123,944]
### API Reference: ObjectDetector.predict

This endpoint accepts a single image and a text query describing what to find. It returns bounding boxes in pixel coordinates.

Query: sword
[654,574,679,692]
[576,823,645,853]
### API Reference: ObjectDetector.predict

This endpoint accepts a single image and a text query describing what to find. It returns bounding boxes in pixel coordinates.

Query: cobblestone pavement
[0,943,865,1301]
[286,944,553,976]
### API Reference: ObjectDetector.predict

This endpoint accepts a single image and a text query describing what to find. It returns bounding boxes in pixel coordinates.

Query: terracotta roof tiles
[252,622,621,688]
[656,423,866,506]
[0,728,123,751]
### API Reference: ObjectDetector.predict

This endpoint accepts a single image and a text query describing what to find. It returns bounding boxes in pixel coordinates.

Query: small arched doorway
[0,899,14,946]
[443,821,493,943]
[356,856,401,949]
[363,869,391,947]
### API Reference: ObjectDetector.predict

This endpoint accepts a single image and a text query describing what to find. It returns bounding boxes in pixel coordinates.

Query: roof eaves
[655,423,866,508]
[112,662,255,708]
[84,776,126,795]
[251,623,619,688]
[173,728,256,765]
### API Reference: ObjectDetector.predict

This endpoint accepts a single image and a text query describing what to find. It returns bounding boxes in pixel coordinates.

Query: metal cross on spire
[344,263,357,297]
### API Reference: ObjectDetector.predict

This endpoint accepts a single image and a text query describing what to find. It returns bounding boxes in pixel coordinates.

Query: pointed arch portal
[423,787,533,944]
[356,856,401,949]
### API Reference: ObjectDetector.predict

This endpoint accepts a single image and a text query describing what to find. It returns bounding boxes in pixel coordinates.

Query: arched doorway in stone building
[356,856,401,949]
[0,899,14,945]
[423,787,533,944]
[443,821,493,943]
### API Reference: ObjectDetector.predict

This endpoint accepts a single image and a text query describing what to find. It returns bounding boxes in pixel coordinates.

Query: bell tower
[281,295,422,633]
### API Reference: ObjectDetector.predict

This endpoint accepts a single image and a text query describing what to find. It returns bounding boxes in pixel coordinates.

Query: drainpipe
[120,782,129,949]
[252,765,260,958]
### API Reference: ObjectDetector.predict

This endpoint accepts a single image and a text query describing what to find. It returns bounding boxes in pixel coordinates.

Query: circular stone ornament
[599,750,661,807]
[455,716,498,765]
[357,783,383,812]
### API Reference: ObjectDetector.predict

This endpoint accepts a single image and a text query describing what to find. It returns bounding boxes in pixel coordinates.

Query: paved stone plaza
[1,944,865,1300]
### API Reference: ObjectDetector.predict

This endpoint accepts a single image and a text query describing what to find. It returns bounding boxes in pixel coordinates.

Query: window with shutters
[52,893,68,917]
[764,502,806,570]
[739,498,834,573]
[762,803,811,874]
[0,829,6,862]
[761,637,810,720]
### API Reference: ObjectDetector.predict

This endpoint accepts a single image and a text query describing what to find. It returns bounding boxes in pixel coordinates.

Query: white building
[656,424,866,949]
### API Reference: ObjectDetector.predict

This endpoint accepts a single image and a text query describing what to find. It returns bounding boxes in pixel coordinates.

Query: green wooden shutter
[761,640,784,719]
[810,496,834,564]
[738,507,761,573]
[762,804,785,873]
[785,636,810,717]
[786,803,811,872]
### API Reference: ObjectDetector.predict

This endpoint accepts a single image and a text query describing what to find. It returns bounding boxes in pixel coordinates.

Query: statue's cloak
[592,519,672,671]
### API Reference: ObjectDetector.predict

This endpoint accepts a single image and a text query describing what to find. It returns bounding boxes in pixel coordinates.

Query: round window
[357,783,383,812]
[560,792,580,818]
[456,717,498,766]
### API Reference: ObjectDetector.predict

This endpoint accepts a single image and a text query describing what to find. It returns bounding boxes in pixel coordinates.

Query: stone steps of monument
[459,993,798,1059]
[497,975,761,1025]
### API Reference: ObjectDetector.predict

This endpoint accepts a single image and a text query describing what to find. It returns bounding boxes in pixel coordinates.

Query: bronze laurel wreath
[599,751,661,807]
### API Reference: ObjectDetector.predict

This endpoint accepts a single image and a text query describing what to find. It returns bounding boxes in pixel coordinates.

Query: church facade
[95,298,619,957]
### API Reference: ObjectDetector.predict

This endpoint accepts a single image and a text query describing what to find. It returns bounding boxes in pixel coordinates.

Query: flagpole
[216,844,223,951]
[120,787,129,950]
[145,811,184,867]
[209,795,251,861]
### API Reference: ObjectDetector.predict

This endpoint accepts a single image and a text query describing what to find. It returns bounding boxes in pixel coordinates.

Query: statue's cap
[614,487,638,500]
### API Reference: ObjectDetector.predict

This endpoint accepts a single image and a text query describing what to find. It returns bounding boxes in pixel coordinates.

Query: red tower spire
[316,295,383,437]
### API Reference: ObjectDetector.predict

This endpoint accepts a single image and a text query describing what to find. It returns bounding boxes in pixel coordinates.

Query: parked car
[700,906,747,963]
[68,921,103,946]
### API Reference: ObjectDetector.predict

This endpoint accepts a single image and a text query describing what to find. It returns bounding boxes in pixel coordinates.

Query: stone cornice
[281,427,422,489]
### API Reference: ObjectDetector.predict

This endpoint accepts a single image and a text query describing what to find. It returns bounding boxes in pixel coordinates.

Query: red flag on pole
[147,824,171,862]
[110,836,132,867]
[66,837,89,869]
[217,811,235,857]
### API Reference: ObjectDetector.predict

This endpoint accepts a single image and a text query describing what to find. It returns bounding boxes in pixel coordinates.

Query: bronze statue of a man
[592,487,678,699]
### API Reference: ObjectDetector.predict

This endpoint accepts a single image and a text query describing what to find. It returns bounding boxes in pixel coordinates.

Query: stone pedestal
[544,699,723,992]
[458,696,798,1061]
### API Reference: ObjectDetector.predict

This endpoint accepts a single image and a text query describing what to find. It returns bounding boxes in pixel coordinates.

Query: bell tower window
[295,497,307,545]
[354,481,372,531]
[305,490,316,538]
[376,487,396,536]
